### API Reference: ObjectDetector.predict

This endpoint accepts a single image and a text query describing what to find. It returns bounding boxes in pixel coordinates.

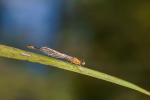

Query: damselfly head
[71,57,85,66]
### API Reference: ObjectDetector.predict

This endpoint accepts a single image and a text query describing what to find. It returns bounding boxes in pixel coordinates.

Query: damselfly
[27,45,85,66]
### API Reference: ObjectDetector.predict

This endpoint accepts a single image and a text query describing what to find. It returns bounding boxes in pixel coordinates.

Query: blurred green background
[0,0,150,100]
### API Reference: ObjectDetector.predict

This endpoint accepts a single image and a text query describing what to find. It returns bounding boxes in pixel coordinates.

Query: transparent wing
[40,47,68,59]
[47,51,65,59]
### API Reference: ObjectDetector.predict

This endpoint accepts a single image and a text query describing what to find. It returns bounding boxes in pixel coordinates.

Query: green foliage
[0,44,149,96]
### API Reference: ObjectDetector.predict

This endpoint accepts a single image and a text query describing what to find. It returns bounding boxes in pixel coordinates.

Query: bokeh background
[0,0,150,100]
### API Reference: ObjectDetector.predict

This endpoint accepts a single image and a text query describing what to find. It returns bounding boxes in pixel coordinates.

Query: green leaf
[0,44,149,96]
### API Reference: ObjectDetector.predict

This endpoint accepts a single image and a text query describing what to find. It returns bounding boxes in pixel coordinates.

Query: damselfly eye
[81,61,85,65]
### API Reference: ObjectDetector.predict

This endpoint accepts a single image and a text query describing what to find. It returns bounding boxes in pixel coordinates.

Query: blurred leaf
[0,44,149,96]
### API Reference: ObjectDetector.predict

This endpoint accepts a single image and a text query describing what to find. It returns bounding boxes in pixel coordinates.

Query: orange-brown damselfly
[27,45,85,66]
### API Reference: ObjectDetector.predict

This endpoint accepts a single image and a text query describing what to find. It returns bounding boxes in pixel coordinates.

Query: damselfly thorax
[27,45,85,66]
